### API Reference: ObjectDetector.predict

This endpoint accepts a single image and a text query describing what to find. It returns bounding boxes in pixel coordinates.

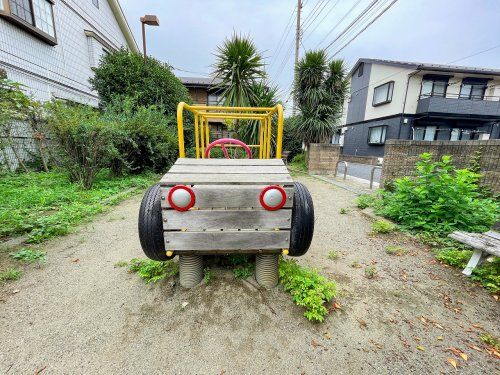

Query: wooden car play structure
[138,103,314,288]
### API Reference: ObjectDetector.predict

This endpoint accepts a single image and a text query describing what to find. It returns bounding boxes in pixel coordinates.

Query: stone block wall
[308,143,341,174]
[381,140,500,193]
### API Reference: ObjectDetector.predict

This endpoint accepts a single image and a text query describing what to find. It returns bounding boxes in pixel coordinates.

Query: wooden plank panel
[168,164,289,174]
[174,158,285,166]
[163,209,291,230]
[160,173,293,185]
[164,231,290,250]
[160,185,294,209]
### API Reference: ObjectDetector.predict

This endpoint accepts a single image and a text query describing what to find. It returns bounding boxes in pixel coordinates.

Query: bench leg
[462,249,485,276]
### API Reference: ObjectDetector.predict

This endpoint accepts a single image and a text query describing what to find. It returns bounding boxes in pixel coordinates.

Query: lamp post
[140,14,159,61]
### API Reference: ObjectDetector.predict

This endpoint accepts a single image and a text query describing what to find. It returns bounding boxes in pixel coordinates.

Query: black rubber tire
[138,184,172,261]
[288,182,314,257]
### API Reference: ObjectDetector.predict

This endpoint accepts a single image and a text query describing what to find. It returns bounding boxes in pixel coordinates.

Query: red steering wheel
[204,138,252,159]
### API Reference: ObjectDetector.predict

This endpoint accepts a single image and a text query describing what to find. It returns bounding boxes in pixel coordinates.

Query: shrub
[356,194,375,209]
[371,220,397,234]
[90,48,191,115]
[10,248,46,264]
[128,258,178,284]
[0,268,21,283]
[436,248,500,292]
[103,98,178,174]
[290,153,307,172]
[46,102,117,189]
[279,257,336,322]
[282,116,304,161]
[376,153,498,233]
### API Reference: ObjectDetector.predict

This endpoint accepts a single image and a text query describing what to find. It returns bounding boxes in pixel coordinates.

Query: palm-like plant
[293,50,349,147]
[212,34,266,107]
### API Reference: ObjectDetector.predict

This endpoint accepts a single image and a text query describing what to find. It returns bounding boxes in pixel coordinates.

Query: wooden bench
[448,222,500,276]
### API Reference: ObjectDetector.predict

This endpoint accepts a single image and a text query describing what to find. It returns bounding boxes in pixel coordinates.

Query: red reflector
[259,185,286,211]
[168,185,195,211]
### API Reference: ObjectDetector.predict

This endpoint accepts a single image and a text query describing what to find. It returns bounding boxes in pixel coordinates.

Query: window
[413,125,437,141]
[208,93,221,106]
[92,0,99,8]
[450,128,477,141]
[419,76,449,98]
[368,125,387,145]
[357,62,364,77]
[1,0,56,44]
[460,83,486,100]
[372,81,394,106]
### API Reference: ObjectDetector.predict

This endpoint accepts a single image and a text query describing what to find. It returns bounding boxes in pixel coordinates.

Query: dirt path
[1,176,498,374]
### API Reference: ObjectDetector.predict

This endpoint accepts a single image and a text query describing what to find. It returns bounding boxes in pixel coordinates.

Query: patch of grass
[128,258,178,284]
[233,264,254,279]
[339,208,348,214]
[203,267,214,285]
[114,261,128,268]
[436,248,500,293]
[289,153,307,172]
[480,333,500,351]
[356,194,376,209]
[278,257,336,322]
[0,170,157,243]
[385,245,407,256]
[371,220,397,234]
[350,260,361,268]
[364,265,377,279]
[0,268,21,283]
[10,248,46,264]
[327,250,340,260]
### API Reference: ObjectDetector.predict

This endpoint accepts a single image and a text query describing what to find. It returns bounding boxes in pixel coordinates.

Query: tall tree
[293,50,349,147]
[212,34,266,107]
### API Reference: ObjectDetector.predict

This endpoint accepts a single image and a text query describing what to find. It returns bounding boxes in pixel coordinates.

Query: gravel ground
[0,176,498,374]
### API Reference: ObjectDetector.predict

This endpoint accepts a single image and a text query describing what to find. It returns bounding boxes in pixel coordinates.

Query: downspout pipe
[399,68,421,139]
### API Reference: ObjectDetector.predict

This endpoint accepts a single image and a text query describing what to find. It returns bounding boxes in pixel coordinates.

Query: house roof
[178,77,222,87]
[108,0,139,52]
[350,58,500,77]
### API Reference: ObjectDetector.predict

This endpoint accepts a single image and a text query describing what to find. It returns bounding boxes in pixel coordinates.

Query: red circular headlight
[168,185,195,211]
[259,185,287,211]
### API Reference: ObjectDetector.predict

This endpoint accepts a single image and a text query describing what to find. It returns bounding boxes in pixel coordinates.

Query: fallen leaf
[414,336,421,342]
[11,289,20,294]
[72,258,79,263]
[459,353,468,361]
[447,358,457,369]
[357,318,367,328]
[437,336,444,341]
[493,295,498,301]
[417,345,425,351]
[467,344,482,352]
[420,316,427,324]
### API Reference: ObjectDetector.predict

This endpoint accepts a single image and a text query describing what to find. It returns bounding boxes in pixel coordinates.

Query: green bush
[371,220,396,234]
[436,248,500,292]
[0,268,21,283]
[128,258,179,284]
[282,116,304,161]
[90,48,191,115]
[290,153,307,172]
[356,194,376,209]
[376,153,498,233]
[279,257,336,322]
[10,248,46,264]
[103,98,178,174]
[46,102,118,189]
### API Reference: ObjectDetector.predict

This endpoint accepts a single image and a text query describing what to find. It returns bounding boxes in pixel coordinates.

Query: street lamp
[140,14,159,61]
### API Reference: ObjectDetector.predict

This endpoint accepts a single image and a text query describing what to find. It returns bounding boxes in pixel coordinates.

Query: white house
[0,0,138,105]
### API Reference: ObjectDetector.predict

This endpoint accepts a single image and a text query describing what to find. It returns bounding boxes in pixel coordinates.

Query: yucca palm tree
[212,33,266,107]
[293,50,349,148]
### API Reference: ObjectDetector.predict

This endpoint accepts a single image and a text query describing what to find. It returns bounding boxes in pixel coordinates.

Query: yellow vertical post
[266,114,272,159]
[176,102,186,158]
[258,119,264,159]
[200,116,205,158]
[276,104,284,159]
[205,116,210,150]
[194,114,200,158]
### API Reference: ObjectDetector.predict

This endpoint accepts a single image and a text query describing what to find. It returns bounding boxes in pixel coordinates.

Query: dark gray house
[338,58,500,158]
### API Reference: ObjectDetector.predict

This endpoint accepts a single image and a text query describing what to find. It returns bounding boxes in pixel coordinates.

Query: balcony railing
[419,93,500,102]
[416,93,500,118]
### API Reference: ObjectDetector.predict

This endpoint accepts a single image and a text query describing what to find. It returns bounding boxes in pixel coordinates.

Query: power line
[302,0,330,33]
[269,5,297,68]
[301,0,325,29]
[302,0,341,42]
[330,0,399,56]
[172,66,210,76]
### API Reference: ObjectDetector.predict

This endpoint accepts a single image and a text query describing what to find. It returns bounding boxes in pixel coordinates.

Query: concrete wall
[0,0,130,105]
[308,143,340,175]
[381,140,500,193]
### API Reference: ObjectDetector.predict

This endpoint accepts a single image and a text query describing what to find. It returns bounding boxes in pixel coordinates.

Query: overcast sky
[120,0,500,108]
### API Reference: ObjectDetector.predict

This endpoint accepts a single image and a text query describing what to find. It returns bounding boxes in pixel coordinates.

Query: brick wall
[308,143,341,174]
[339,154,382,165]
[382,140,500,193]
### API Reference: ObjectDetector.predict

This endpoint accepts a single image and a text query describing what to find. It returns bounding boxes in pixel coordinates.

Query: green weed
[339,208,348,214]
[480,333,500,350]
[10,248,46,264]
[371,220,397,234]
[356,194,375,209]
[364,265,377,279]
[385,245,407,256]
[279,257,336,322]
[327,250,340,260]
[114,261,128,268]
[128,258,178,284]
[233,264,254,279]
[0,268,21,283]
[203,267,214,285]
[350,260,361,268]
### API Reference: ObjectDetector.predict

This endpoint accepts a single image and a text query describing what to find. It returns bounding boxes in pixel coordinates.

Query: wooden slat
[164,231,290,250]
[168,164,289,174]
[163,209,291,230]
[160,185,294,209]
[449,231,500,257]
[160,173,293,185]
[174,158,285,166]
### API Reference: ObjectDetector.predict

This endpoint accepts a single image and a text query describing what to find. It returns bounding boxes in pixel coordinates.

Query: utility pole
[292,0,302,115]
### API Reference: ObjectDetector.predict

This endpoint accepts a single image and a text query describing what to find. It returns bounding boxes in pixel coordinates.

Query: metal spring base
[179,255,203,288]
[255,254,279,288]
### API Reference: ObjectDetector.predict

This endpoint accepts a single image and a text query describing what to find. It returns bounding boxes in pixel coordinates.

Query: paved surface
[336,162,382,183]
[1,176,498,374]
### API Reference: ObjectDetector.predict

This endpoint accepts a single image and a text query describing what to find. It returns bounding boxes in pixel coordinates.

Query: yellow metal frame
[176,103,284,159]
